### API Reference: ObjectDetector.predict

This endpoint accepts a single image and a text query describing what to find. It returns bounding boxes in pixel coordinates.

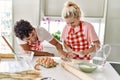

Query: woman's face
[23,29,37,42]
[65,17,80,28]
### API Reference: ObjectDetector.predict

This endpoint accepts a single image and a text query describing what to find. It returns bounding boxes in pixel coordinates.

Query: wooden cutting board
[61,62,95,80]
[0,54,14,58]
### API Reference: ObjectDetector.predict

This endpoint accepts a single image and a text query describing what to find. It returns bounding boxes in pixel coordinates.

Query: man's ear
[32,28,35,30]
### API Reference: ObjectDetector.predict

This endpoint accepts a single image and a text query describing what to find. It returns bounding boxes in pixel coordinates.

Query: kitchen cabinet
[43,0,105,17]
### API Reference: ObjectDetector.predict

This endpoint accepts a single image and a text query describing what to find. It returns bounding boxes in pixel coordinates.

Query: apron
[27,37,43,51]
[66,22,90,60]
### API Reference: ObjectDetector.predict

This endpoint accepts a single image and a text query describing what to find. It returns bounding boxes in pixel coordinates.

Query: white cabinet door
[74,0,105,17]
[44,0,105,17]
[13,0,40,26]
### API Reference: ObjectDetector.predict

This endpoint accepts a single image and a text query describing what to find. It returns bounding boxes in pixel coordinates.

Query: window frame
[0,0,13,58]
[40,17,105,44]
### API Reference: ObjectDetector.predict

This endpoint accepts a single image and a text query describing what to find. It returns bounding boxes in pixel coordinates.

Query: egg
[34,64,40,70]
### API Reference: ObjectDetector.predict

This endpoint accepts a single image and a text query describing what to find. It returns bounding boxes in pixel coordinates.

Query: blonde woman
[61,1,100,60]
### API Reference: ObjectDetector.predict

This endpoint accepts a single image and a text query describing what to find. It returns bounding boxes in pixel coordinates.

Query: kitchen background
[0,0,120,62]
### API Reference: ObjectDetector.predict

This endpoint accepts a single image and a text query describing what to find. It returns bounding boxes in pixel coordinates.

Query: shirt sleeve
[16,37,27,44]
[61,26,66,41]
[61,25,70,41]
[86,23,99,42]
[36,27,53,42]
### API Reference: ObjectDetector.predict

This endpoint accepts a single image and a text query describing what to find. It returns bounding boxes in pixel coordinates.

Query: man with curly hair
[14,19,74,59]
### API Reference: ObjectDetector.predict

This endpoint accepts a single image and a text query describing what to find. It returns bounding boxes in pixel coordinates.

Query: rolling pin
[61,62,95,80]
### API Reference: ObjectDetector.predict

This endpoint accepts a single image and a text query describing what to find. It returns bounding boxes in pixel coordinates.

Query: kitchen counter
[0,57,120,80]
[32,57,120,80]
[110,61,120,75]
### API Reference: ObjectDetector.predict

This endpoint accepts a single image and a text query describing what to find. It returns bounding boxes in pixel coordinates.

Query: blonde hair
[62,1,81,19]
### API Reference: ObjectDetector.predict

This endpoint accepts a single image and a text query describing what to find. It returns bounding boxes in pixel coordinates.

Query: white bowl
[16,51,34,61]
[78,62,97,73]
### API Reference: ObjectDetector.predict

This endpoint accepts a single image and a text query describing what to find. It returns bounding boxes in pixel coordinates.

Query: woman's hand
[72,51,85,57]
[60,51,75,61]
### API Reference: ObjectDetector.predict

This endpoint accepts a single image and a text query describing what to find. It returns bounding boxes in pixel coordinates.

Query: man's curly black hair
[14,20,34,40]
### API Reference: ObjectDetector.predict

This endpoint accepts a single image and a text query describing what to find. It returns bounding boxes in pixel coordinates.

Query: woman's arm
[20,44,54,56]
[77,40,100,55]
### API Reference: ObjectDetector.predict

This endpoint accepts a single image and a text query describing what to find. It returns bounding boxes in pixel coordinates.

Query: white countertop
[31,57,120,80]
[0,57,120,80]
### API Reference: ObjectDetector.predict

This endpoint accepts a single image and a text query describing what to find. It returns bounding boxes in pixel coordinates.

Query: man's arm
[63,41,73,52]
[49,38,66,56]
[20,44,54,56]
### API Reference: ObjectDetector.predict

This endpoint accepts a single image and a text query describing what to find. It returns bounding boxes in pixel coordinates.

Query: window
[0,0,12,55]
[40,17,105,44]
[41,17,65,41]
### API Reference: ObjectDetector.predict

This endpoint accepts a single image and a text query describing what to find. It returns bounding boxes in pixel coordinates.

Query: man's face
[23,29,37,42]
